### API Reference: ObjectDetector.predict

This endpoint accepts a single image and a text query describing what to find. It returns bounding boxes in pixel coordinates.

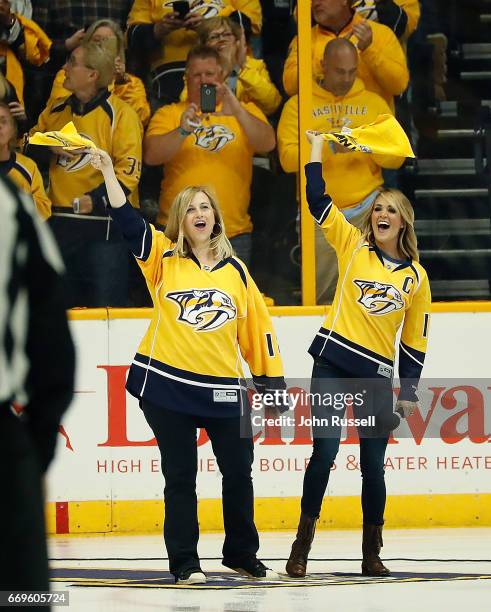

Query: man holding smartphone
[143,45,275,265]
[126,0,262,106]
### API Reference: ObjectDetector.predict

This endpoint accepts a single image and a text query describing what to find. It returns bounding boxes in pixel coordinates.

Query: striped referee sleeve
[0,177,75,471]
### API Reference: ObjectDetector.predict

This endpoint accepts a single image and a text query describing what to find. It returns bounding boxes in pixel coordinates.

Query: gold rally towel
[29,122,96,151]
[322,114,415,158]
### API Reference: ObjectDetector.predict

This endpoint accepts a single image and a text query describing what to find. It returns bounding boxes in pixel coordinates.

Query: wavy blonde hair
[359,188,419,261]
[165,186,234,260]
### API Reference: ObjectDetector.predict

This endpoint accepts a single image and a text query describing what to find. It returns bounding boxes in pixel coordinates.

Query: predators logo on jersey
[352,0,377,20]
[162,0,224,19]
[354,280,404,315]
[55,132,95,173]
[194,125,234,152]
[166,288,236,331]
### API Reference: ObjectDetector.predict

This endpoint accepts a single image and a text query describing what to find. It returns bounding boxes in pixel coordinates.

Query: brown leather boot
[361,524,391,576]
[285,512,318,577]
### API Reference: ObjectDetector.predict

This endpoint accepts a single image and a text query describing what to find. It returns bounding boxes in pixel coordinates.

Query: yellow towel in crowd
[322,114,415,158]
[29,122,96,151]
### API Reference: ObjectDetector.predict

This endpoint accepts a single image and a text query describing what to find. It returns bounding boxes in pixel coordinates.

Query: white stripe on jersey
[132,358,245,390]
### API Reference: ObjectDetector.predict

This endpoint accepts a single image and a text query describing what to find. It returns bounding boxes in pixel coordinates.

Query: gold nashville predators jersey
[306,162,431,400]
[28,90,142,208]
[48,70,151,127]
[0,152,51,220]
[110,202,284,416]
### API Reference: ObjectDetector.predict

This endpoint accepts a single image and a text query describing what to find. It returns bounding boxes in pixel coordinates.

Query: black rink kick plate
[50,568,491,589]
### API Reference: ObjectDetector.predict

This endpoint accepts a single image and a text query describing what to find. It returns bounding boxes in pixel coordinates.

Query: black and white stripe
[0,180,61,403]
[0,177,74,469]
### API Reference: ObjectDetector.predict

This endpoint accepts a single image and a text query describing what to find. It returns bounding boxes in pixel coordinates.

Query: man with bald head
[283,0,408,111]
[278,38,406,303]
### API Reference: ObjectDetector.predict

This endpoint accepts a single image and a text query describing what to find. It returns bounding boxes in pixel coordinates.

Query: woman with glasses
[195,15,281,117]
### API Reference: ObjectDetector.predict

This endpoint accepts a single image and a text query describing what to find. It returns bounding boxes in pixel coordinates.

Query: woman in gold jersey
[286,131,430,579]
[85,146,286,585]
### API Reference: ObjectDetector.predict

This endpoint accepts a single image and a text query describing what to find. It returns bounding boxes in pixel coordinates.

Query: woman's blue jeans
[301,359,389,525]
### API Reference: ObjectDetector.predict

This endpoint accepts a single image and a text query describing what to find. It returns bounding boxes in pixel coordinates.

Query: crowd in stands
[0,0,449,307]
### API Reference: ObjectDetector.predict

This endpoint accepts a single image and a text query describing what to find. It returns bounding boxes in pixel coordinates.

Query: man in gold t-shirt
[144,44,275,265]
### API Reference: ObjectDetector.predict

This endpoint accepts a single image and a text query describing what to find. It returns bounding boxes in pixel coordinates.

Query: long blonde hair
[165,186,234,260]
[359,188,419,261]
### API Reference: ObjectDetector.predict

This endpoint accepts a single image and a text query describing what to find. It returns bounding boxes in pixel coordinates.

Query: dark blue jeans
[230,233,252,267]
[301,360,389,525]
[141,402,259,576]
[49,215,129,308]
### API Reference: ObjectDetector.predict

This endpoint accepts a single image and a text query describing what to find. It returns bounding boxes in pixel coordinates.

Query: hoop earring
[212,222,221,236]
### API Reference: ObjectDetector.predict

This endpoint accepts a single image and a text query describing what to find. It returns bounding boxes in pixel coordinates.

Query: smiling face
[182,191,216,248]
[207,26,237,55]
[371,194,404,256]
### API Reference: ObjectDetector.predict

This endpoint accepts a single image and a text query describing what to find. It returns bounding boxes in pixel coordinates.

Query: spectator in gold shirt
[278,39,406,302]
[144,45,275,265]
[283,0,409,111]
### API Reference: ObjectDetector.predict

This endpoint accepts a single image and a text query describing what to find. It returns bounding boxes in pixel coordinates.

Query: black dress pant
[141,402,259,576]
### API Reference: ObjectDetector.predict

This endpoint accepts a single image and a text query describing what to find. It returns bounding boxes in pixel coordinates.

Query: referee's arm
[3,179,75,472]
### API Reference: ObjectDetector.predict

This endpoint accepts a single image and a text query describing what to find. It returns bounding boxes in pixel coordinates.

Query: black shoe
[175,568,206,584]
[223,557,279,580]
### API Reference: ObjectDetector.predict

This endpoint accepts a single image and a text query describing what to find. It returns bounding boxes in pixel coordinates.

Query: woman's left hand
[395,400,417,418]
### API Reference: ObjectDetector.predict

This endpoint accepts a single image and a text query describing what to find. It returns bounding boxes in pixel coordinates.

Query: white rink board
[46,313,491,502]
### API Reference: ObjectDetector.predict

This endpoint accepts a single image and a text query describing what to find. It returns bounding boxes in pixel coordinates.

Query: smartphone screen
[172,1,190,18]
[200,83,217,113]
